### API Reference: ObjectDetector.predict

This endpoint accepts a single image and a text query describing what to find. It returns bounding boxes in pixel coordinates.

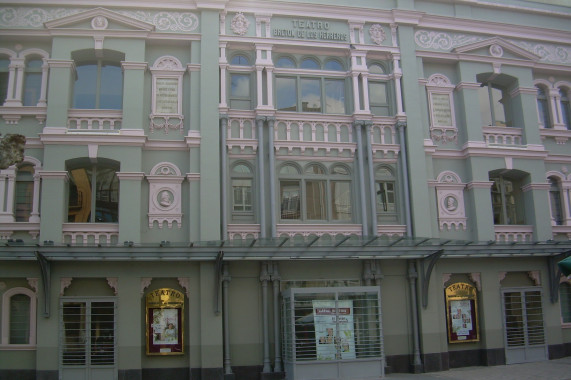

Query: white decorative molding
[508,39,571,65]
[62,223,119,245]
[442,273,451,286]
[231,12,249,36]
[369,24,386,45]
[415,30,484,50]
[91,16,108,30]
[528,271,541,286]
[106,278,118,295]
[469,273,481,292]
[435,171,467,231]
[141,278,152,295]
[494,225,533,242]
[425,74,457,144]
[228,224,261,240]
[498,272,507,283]
[147,162,184,229]
[60,277,72,296]
[27,278,38,294]
[178,277,190,297]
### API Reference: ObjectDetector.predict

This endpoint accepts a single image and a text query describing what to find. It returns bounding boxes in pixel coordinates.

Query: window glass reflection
[301,78,321,112]
[277,77,297,111]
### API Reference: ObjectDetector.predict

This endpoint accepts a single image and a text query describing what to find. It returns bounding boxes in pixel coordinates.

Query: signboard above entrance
[271,17,349,42]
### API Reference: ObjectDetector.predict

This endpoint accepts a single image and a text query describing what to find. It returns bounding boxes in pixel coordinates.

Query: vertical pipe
[221,117,228,240]
[268,118,277,238]
[260,262,271,372]
[397,122,412,236]
[365,123,377,235]
[272,263,282,371]
[257,117,266,238]
[408,261,422,373]
[222,263,233,375]
[355,123,369,235]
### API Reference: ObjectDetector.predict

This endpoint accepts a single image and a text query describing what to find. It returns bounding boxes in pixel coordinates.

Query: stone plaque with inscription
[155,78,179,114]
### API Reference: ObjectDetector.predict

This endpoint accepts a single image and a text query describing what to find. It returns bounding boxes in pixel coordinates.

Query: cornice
[144,140,188,151]
[116,172,145,180]
[466,181,494,190]
[40,128,147,146]
[522,183,550,192]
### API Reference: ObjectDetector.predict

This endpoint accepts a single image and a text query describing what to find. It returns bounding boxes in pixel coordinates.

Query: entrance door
[501,289,547,364]
[60,299,117,380]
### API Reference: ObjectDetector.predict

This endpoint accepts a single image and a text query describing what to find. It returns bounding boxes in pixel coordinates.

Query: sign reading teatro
[146,288,185,355]
[272,18,348,41]
[445,282,479,343]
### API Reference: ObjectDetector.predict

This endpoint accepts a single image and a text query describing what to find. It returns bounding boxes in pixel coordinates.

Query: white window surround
[1,286,37,349]
[149,56,185,134]
[425,74,457,144]
[433,171,467,231]
[546,171,571,228]
[0,156,42,225]
[534,79,571,131]
[0,48,49,125]
[146,162,184,229]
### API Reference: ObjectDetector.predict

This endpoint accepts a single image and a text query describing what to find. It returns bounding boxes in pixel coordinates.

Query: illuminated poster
[312,300,356,360]
[146,288,184,355]
[445,282,479,343]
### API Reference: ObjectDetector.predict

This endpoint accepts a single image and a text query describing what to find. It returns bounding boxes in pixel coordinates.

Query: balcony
[62,223,119,245]
[67,109,122,131]
[482,126,523,146]
[276,224,362,238]
[494,225,533,242]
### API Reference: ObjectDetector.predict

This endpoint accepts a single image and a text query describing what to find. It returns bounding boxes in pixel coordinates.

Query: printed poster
[312,300,356,360]
[450,299,472,336]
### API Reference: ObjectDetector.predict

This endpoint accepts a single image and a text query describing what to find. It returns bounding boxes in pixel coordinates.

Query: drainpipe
[355,122,369,236]
[268,117,277,238]
[408,261,422,373]
[222,263,233,375]
[365,122,377,235]
[397,121,412,236]
[257,117,266,238]
[220,116,228,239]
[272,263,282,372]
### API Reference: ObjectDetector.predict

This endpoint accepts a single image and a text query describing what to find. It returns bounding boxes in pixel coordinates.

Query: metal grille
[61,300,116,367]
[282,287,384,363]
[9,294,30,344]
[503,290,545,348]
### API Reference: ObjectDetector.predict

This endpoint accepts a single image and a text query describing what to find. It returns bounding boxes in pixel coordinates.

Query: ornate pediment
[44,7,155,32]
[453,37,540,61]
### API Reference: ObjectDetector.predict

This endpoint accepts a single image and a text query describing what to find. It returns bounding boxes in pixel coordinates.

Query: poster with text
[312,300,356,360]
[450,299,472,336]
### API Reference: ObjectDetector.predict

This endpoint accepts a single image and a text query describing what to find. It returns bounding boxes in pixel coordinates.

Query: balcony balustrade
[494,225,533,242]
[67,109,122,131]
[62,223,119,245]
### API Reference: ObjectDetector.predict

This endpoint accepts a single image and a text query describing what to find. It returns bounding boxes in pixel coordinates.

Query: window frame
[0,48,49,108]
[227,53,254,110]
[367,62,392,117]
[1,287,37,349]
[560,280,571,327]
[374,165,398,224]
[230,162,255,218]
[536,85,552,129]
[490,171,526,225]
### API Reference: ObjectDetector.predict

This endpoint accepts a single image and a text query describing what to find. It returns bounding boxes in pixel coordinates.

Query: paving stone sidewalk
[385,356,571,380]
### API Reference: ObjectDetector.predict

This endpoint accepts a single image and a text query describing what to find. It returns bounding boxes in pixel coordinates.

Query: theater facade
[1,0,571,379]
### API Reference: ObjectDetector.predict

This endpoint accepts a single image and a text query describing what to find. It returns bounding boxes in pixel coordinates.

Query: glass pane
[91,302,115,365]
[301,58,320,70]
[95,167,119,223]
[231,55,249,65]
[0,72,8,104]
[301,78,321,112]
[331,165,348,175]
[306,180,326,220]
[331,181,351,221]
[369,64,385,74]
[537,88,551,128]
[280,180,300,219]
[63,302,87,365]
[325,79,345,114]
[560,283,571,323]
[280,164,299,175]
[561,90,571,130]
[504,292,525,348]
[324,60,343,71]
[68,167,93,223]
[369,82,387,104]
[23,72,41,106]
[376,182,395,213]
[524,291,545,346]
[276,77,297,111]
[339,292,381,358]
[231,74,250,97]
[293,293,335,361]
[73,64,98,109]
[26,59,43,69]
[305,164,324,175]
[490,87,506,126]
[232,179,252,212]
[15,181,33,222]
[10,294,30,344]
[276,57,295,68]
[99,63,123,109]
[232,164,251,174]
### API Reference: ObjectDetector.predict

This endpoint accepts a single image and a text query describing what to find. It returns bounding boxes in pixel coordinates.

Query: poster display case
[145,288,184,355]
[445,282,479,343]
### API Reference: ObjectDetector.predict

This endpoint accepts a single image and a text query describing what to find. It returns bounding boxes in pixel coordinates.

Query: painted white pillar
[5,63,17,105]
[220,65,228,109]
[29,172,41,223]
[0,173,6,212]
[38,60,49,107]
[362,74,370,113]
[352,73,361,112]
[256,67,264,108]
[5,170,15,215]
[393,59,404,116]
[563,182,571,226]
[14,62,24,105]
[266,67,274,109]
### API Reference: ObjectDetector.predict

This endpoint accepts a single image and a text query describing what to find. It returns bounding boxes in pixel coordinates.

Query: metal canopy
[1,236,570,261]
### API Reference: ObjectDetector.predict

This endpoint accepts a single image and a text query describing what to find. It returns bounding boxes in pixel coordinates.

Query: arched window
[369,63,385,74]
[548,176,564,226]
[231,163,254,216]
[300,58,320,70]
[276,57,296,68]
[375,166,397,223]
[72,50,124,110]
[67,159,120,223]
[1,287,37,346]
[536,86,551,128]
[231,55,250,65]
[324,59,343,71]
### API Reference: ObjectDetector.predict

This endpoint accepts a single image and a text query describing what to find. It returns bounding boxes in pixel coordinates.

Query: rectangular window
[232,179,252,212]
[301,78,321,112]
[23,72,41,107]
[61,300,115,367]
[325,79,345,114]
[10,294,30,344]
[280,180,300,220]
[276,77,297,111]
[230,74,251,110]
[306,180,326,220]
[369,82,388,116]
[560,283,571,324]
[15,181,33,222]
[331,181,351,221]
